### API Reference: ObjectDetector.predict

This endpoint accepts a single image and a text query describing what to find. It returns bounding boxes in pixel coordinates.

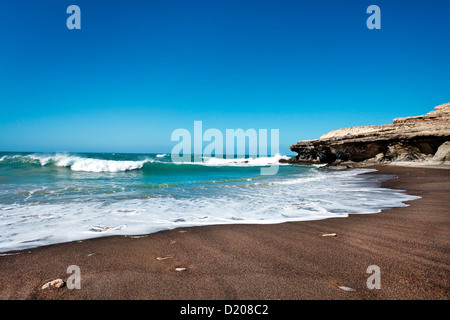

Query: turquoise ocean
[0,152,419,252]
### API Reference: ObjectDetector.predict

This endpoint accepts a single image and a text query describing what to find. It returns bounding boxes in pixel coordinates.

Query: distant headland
[283,103,450,167]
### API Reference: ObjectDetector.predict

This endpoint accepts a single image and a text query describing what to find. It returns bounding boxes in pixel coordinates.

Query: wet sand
[0,165,448,300]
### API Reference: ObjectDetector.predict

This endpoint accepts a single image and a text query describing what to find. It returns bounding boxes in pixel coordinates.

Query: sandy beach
[0,165,448,300]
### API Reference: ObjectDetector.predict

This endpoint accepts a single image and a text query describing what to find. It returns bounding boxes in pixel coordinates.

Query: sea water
[0,152,419,252]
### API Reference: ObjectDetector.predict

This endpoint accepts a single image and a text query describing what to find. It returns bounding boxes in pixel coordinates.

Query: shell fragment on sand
[175,267,187,272]
[41,279,65,290]
[338,286,356,292]
[156,255,174,261]
[321,233,337,237]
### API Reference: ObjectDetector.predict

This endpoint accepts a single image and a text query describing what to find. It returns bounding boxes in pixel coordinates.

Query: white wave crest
[27,154,153,172]
[201,153,290,166]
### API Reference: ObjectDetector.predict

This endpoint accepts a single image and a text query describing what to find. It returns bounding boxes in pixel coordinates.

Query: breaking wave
[0,153,290,173]
[200,153,289,166]
[0,154,153,173]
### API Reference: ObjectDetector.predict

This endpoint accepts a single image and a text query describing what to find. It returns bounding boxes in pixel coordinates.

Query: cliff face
[285,103,450,166]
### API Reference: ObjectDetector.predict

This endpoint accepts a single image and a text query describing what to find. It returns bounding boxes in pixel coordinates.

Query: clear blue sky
[0,0,449,154]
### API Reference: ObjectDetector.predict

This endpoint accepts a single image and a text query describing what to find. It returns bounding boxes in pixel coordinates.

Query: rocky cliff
[284,103,450,167]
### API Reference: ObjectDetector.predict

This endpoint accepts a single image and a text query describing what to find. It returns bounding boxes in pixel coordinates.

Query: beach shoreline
[0,165,448,300]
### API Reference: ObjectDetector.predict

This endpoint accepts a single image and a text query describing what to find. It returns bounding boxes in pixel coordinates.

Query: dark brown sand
[0,165,448,300]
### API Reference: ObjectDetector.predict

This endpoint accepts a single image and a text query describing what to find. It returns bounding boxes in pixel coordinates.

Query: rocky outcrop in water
[284,103,450,167]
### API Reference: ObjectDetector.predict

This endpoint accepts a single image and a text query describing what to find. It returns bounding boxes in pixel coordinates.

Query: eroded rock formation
[284,103,450,166]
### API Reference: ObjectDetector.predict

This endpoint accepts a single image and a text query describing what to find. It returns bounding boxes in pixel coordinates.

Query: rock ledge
[284,103,450,167]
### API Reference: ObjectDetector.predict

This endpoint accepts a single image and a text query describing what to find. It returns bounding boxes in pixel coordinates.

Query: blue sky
[0,0,449,154]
